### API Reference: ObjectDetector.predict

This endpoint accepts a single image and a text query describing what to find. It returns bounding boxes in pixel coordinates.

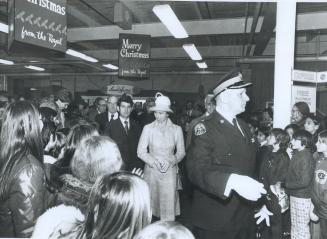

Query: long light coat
[137,118,185,220]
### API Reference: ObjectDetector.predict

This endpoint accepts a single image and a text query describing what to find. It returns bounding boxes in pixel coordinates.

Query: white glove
[254,205,273,226]
[226,174,267,201]
[310,202,319,222]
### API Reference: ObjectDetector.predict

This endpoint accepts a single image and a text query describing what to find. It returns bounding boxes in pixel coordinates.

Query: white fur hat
[149,92,173,113]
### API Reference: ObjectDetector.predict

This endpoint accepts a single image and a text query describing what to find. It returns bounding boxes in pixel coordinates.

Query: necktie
[232,118,244,136]
[232,118,237,127]
[110,113,114,121]
[124,120,129,134]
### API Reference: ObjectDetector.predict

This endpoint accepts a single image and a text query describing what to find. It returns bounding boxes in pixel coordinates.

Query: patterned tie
[124,120,129,134]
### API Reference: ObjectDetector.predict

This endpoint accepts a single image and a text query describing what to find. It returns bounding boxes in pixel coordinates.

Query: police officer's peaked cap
[212,68,252,97]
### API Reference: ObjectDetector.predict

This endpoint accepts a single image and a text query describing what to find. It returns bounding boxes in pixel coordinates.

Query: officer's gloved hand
[310,202,319,222]
[225,174,266,201]
[254,205,273,226]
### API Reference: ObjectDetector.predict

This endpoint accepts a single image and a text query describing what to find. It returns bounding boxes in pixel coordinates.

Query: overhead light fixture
[103,63,118,70]
[152,4,188,39]
[0,59,14,65]
[196,62,208,69]
[183,44,202,61]
[24,65,45,71]
[66,49,98,63]
[0,22,8,33]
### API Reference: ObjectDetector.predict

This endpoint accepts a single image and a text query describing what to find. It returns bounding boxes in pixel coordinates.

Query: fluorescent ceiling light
[24,65,45,71]
[0,59,14,65]
[183,44,202,61]
[66,49,98,63]
[196,62,208,69]
[103,64,118,70]
[153,4,188,39]
[0,23,8,33]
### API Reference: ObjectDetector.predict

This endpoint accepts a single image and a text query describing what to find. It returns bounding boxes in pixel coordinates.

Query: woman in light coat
[137,93,185,221]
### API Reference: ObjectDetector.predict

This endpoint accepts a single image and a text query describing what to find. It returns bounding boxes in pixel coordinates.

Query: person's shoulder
[193,117,210,137]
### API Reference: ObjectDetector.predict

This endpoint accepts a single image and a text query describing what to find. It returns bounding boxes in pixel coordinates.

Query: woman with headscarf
[137,93,186,221]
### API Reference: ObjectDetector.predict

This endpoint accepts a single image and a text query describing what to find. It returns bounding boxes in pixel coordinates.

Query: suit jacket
[95,112,109,134]
[186,110,257,232]
[104,119,143,171]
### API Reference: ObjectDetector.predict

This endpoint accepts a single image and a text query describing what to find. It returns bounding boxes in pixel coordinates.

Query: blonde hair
[80,172,151,239]
[71,136,123,184]
[133,221,195,239]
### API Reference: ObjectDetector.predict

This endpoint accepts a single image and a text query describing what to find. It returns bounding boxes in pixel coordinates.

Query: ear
[117,227,130,239]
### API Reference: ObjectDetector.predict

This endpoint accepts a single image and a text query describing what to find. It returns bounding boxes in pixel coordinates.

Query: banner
[291,85,316,113]
[8,0,67,52]
[118,33,151,79]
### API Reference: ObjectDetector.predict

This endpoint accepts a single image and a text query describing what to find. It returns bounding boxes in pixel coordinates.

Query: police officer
[187,68,268,239]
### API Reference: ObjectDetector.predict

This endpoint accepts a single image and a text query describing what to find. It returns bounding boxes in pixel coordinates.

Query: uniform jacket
[105,118,143,171]
[311,152,327,219]
[186,110,257,231]
[137,119,185,220]
[186,113,208,150]
[0,154,48,238]
[285,148,314,198]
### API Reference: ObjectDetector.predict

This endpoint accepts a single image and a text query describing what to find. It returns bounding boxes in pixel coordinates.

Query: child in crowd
[285,124,300,140]
[255,126,271,178]
[134,221,195,239]
[258,128,290,239]
[285,130,315,239]
[304,113,323,147]
[311,130,327,239]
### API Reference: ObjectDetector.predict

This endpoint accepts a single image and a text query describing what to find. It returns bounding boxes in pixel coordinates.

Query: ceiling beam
[246,2,262,56]
[253,3,276,55]
[68,11,327,43]
[68,17,262,42]
[68,5,103,27]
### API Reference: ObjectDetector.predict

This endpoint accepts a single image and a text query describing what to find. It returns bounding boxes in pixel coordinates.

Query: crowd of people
[0,68,327,239]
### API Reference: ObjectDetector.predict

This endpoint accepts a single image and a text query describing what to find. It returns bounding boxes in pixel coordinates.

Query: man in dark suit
[96,95,119,134]
[187,68,268,239]
[105,94,143,171]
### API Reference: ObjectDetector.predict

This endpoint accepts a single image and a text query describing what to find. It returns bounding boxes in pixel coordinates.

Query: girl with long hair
[0,101,47,237]
[33,172,152,239]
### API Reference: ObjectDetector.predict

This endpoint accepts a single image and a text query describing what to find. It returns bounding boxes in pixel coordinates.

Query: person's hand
[228,174,267,201]
[158,158,170,173]
[254,205,273,226]
[131,168,144,178]
[310,202,319,222]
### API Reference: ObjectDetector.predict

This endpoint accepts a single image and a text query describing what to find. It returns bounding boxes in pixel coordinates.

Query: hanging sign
[118,33,151,79]
[8,0,67,52]
[291,85,316,113]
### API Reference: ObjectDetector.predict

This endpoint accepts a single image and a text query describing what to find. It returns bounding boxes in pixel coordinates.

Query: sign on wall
[291,85,316,113]
[8,0,67,52]
[118,33,151,79]
[292,69,317,83]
